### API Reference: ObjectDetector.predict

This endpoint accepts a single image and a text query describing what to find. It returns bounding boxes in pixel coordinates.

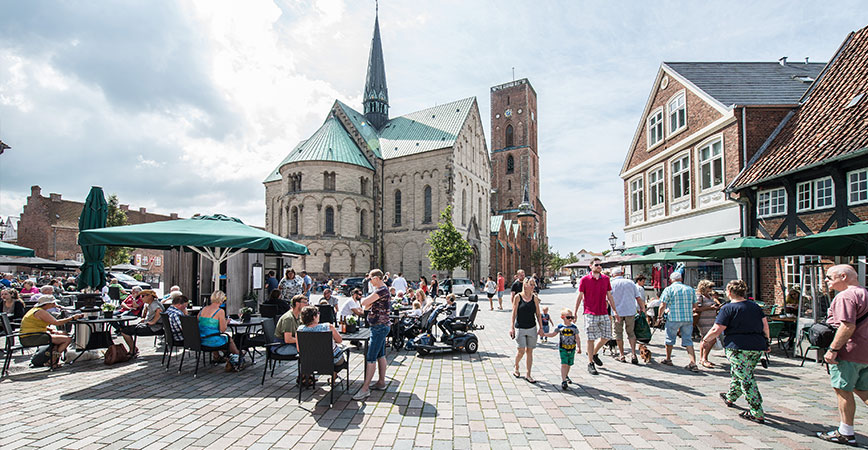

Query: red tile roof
[731,26,868,188]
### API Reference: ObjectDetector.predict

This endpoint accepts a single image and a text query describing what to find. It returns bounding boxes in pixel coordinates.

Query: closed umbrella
[77,186,108,291]
[0,241,35,257]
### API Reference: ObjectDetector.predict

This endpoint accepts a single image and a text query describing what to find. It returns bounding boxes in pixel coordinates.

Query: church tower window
[394,190,402,226]
[462,189,467,225]
[506,155,514,174]
[360,209,367,237]
[423,186,432,223]
[505,125,514,147]
[324,206,335,235]
[290,206,299,236]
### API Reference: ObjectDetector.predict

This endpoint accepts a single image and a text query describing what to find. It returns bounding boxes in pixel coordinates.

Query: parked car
[106,271,151,290]
[438,278,476,298]
[339,277,366,296]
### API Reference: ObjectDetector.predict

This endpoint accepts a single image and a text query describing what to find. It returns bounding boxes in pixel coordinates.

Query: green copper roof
[336,100,382,158]
[264,140,307,183]
[490,215,503,234]
[379,97,474,159]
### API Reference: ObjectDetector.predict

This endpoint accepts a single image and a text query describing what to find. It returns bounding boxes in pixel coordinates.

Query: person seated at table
[107,278,128,298]
[198,290,244,371]
[338,288,364,321]
[273,295,308,356]
[30,285,54,303]
[162,285,181,301]
[19,280,38,296]
[19,295,83,368]
[405,301,423,318]
[2,288,26,321]
[296,305,345,381]
[162,290,184,308]
[118,286,144,316]
[120,289,163,357]
[165,294,188,343]
[49,278,64,294]
[263,289,290,317]
[63,277,77,292]
[321,289,338,312]
[395,290,406,305]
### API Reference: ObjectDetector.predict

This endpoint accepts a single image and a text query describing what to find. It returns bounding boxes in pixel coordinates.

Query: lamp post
[608,232,617,252]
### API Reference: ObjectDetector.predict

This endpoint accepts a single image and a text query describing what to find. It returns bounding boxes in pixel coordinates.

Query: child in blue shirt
[541,306,551,342]
[545,308,581,390]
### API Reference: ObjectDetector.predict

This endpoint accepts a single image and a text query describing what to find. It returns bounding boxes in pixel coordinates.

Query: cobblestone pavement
[1,280,865,449]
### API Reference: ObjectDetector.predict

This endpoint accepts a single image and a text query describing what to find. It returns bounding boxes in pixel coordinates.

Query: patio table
[69,316,134,364]
[341,328,372,355]
[228,317,265,363]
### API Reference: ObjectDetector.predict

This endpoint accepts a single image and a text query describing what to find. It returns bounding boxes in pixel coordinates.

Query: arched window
[394,190,402,226]
[278,207,284,235]
[508,199,514,208]
[423,185,432,223]
[505,125,514,147]
[324,206,334,235]
[507,179,512,190]
[462,189,467,225]
[290,206,299,235]
[506,155,514,174]
[478,197,482,219]
[360,209,367,237]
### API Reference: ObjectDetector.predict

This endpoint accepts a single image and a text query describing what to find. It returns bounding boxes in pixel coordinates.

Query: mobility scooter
[412,301,483,355]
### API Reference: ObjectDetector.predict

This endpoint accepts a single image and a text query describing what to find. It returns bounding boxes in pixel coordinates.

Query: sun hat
[140,289,158,298]
[36,295,58,307]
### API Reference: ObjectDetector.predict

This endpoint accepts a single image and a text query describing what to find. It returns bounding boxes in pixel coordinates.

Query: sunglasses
[564,316,575,320]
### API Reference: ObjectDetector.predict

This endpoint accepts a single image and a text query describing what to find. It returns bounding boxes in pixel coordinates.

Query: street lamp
[608,232,617,251]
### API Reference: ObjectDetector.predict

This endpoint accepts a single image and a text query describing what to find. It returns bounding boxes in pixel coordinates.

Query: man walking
[574,258,619,375]
[610,267,646,364]
[392,272,408,294]
[656,272,699,371]
[817,264,868,446]
[301,270,313,298]
[496,272,506,310]
[511,269,526,304]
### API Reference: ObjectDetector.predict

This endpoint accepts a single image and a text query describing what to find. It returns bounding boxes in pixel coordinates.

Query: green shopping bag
[634,313,652,344]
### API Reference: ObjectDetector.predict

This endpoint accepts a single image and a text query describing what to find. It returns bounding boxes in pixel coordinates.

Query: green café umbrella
[751,221,868,257]
[682,237,779,259]
[78,214,309,285]
[624,250,710,264]
[0,241,35,257]
[77,186,108,291]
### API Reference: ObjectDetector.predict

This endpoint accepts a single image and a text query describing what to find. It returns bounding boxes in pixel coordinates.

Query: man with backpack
[817,264,868,446]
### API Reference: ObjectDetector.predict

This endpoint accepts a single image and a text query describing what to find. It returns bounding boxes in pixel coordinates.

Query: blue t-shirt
[265,276,278,292]
[715,301,766,351]
[0,278,11,288]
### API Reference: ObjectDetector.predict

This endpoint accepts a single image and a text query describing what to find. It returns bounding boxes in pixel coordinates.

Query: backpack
[104,344,131,365]
[808,311,868,348]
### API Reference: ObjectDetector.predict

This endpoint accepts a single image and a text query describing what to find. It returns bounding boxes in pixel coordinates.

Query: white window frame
[697,136,724,192]
[647,107,664,149]
[815,176,835,210]
[796,181,812,212]
[629,175,644,214]
[649,166,665,208]
[670,152,690,201]
[848,168,868,205]
[667,91,687,136]
[757,187,787,218]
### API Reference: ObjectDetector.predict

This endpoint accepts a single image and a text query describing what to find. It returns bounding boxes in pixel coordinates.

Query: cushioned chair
[108,287,121,301]
[260,304,278,320]
[260,318,299,385]
[297,331,350,407]
[160,314,183,371]
[178,315,230,378]
[1,312,54,377]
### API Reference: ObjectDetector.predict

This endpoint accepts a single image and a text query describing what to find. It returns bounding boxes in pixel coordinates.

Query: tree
[103,194,133,267]
[530,243,553,276]
[426,205,473,278]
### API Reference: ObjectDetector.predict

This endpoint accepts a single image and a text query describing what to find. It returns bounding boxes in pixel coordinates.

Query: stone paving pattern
[1,280,865,449]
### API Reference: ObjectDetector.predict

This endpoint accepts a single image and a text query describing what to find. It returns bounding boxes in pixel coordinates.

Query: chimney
[779,56,788,66]
[49,193,62,202]
[120,204,129,212]
[139,207,147,214]
[805,57,809,64]
[170,213,179,220]
[31,185,42,197]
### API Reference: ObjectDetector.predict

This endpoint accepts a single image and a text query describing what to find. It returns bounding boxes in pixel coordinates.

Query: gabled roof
[490,215,503,234]
[379,97,474,159]
[336,100,382,158]
[730,27,868,189]
[664,62,825,106]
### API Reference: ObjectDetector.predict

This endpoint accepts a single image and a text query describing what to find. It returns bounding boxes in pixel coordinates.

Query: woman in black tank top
[509,277,543,383]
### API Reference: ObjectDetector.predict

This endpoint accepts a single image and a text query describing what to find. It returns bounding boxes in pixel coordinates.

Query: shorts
[614,315,636,341]
[497,291,503,299]
[272,343,297,356]
[559,348,575,366]
[584,314,612,341]
[542,324,550,334]
[121,323,161,337]
[366,324,390,363]
[19,333,52,347]
[664,321,694,347]
[830,359,868,392]
[515,326,538,349]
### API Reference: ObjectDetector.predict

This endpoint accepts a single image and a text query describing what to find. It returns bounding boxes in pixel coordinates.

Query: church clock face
[504,109,512,117]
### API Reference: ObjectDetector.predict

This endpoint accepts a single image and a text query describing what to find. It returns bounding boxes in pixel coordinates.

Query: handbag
[104,344,131,365]
[807,311,868,348]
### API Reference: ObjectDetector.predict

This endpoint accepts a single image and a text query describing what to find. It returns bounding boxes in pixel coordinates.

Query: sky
[0,1,867,256]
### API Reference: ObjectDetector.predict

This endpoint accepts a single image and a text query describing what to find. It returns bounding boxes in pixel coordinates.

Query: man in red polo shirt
[574,258,619,375]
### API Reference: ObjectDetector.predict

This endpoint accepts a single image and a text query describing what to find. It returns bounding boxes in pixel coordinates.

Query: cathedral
[264,13,491,282]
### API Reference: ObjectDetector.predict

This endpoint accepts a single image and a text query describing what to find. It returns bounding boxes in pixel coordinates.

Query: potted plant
[345,315,358,333]
[101,302,116,319]
[239,306,253,322]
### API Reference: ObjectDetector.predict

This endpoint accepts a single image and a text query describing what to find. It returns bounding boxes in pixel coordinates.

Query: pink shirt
[497,276,505,292]
[579,273,611,316]
[827,285,868,364]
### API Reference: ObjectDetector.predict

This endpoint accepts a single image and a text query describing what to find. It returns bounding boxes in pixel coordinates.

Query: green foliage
[530,243,553,274]
[103,194,133,267]
[426,206,473,277]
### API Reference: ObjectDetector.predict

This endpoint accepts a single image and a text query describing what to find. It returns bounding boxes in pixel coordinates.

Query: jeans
[367,324,390,363]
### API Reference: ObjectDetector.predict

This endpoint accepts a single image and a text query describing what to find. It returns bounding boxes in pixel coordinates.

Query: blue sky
[0,1,866,255]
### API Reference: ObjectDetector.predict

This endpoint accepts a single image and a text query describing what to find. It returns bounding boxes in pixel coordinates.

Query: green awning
[0,241,35,257]
[670,236,726,253]
[622,245,655,256]
[624,250,710,264]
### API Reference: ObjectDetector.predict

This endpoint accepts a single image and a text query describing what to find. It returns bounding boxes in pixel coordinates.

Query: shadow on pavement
[604,367,705,396]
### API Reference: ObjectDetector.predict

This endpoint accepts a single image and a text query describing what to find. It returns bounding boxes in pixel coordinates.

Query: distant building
[0,217,17,242]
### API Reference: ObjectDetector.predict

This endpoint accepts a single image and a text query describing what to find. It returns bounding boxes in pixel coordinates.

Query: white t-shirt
[339,297,361,319]
[610,276,642,316]
[485,280,497,294]
[392,276,409,293]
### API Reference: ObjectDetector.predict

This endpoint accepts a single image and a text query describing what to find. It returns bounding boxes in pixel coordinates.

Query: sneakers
[817,430,857,446]
[588,363,599,375]
[371,383,387,391]
[760,356,769,369]
[592,354,603,366]
[561,381,569,390]
[352,389,371,401]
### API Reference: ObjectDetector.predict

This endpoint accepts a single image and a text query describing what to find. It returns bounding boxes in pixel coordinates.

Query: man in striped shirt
[656,271,699,372]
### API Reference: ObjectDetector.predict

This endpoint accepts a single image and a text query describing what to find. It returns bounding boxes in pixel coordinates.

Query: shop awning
[669,236,726,253]
[622,245,655,256]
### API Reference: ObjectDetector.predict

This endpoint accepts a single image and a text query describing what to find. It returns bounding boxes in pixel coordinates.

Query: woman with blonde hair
[198,290,244,371]
[695,279,722,368]
[509,277,543,383]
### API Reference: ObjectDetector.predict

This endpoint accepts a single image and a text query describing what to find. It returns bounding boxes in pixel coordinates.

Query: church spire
[363,6,389,130]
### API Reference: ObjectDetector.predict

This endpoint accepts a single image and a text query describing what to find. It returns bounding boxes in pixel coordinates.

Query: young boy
[545,308,581,390]
[540,306,551,342]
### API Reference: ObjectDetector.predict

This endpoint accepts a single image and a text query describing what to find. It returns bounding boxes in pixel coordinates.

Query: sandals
[701,361,715,368]
[617,356,626,363]
[719,392,734,408]
[686,363,700,373]
[526,376,537,384]
[661,359,673,366]
[739,411,765,424]
[513,370,522,378]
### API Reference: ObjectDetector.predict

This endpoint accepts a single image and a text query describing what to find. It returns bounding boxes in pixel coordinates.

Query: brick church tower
[489,78,548,274]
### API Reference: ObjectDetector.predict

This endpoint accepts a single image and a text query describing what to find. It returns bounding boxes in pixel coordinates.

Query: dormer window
[647,108,664,148]
[667,92,686,134]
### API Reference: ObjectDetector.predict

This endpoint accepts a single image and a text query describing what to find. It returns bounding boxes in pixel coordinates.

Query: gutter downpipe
[736,105,757,299]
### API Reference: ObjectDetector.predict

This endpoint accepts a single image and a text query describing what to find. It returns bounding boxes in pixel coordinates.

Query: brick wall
[743,107,793,164]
